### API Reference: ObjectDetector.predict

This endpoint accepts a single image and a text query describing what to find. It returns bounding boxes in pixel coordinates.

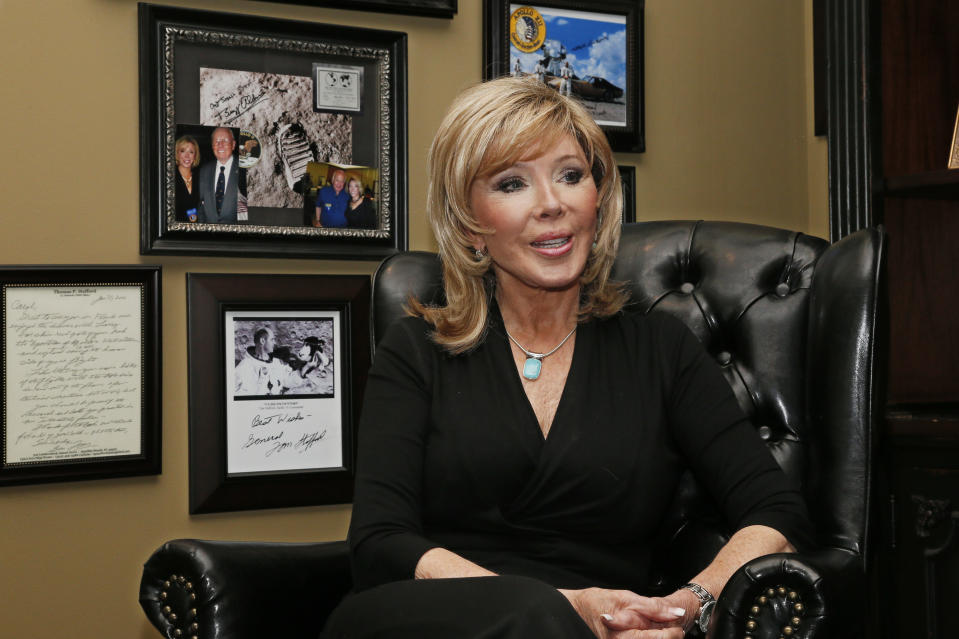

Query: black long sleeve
[348,309,812,592]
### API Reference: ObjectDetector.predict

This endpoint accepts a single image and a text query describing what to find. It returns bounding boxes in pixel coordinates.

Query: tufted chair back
[371,220,884,594]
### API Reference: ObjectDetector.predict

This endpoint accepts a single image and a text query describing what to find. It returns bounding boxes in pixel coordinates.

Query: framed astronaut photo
[139,3,408,260]
[484,0,645,152]
[187,273,372,514]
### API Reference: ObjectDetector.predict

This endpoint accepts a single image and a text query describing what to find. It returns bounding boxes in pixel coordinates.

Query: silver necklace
[504,324,577,381]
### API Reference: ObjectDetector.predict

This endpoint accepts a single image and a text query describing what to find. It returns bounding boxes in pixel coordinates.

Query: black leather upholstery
[140,221,885,639]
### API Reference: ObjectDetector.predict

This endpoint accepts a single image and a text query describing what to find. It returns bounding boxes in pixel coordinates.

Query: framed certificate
[1,266,161,486]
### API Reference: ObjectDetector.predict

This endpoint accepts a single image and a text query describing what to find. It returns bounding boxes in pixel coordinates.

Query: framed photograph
[139,3,408,260]
[618,165,636,223]
[484,0,645,152]
[255,0,457,19]
[1,266,161,486]
[187,273,371,513]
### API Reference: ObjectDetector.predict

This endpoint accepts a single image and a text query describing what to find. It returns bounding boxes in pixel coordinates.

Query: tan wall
[0,1,826,637]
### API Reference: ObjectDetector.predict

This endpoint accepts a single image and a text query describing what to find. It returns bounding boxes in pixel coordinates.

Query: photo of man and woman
[173,123,248,224]
[304,161,379,229]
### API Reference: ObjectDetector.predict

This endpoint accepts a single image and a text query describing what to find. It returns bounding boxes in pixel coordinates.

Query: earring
[474,247,485,260]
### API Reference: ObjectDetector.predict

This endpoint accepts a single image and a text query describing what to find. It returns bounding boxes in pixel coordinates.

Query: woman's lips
[530,235,572,256]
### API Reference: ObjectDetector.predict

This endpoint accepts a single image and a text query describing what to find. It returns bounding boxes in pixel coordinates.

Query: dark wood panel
[884,198,959,403]
[884,169,959,199]
[887,424,959,639]
[881,0,959,177]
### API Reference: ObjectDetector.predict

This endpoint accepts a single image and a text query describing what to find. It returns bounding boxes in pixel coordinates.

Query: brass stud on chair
[777,586,787,596]
[163,606,171,615]
[160,591,168,600]
[186,581,193,590]
[190,608,197,618]
[766,587,775,597]
[783,626,794,636]
[794,602,804,614]
[757,595,768,605]
[174,630,182,637]
[169,613,178,623]
[792,616,801,626]
[190,593,196,601]
[788,591,798,600]
[164,581,171,589]
[746,620,757,631]
[191,622,199,631]
[750,605,760,615]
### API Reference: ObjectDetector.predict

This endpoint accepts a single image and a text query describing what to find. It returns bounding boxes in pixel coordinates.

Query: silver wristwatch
[681,582,716,634]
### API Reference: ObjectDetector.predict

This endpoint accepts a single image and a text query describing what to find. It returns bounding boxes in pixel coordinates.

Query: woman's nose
[535,182,563,218]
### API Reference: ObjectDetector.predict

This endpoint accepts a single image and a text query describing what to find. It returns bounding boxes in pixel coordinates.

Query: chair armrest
[139,539,351,639]
[710,548,864,639]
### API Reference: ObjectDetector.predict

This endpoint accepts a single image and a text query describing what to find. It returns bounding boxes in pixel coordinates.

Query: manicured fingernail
[600,613,613,621]
[669,607,686,617]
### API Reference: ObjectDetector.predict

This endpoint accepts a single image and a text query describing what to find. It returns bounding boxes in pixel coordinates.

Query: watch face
[698,599,716,633]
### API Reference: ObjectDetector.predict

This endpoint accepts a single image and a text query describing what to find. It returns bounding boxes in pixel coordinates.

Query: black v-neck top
[348,308,812,592]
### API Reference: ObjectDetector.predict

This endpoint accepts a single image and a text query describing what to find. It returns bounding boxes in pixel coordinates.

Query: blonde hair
[174,136,201,168]
[410,76,627,354]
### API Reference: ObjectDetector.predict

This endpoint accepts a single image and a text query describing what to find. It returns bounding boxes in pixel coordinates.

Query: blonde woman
[174,135,200,221]
[345,177,376,229]
[323,77,811,639]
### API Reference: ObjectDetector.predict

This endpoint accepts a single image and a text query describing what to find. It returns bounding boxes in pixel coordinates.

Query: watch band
[681,582,716,633]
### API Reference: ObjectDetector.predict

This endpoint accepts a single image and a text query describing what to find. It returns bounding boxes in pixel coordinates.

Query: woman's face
[297,344,312,361]
[177,143,196,169]
[349,181,361,200]
[468,134,598,296]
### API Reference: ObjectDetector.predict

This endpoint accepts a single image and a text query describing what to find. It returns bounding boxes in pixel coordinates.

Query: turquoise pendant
[522,357,542,380]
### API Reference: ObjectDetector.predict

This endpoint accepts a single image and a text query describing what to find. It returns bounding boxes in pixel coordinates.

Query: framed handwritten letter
[138,3,408,260]
[187,273,371,513]
[0,266,161,486]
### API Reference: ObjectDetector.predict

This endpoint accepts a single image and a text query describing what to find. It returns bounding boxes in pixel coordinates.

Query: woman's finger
[601,598,684,629]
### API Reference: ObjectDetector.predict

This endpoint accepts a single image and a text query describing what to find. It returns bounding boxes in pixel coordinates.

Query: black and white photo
[231,317,335,399]
[225,311,342,476]
[186,273,371,513]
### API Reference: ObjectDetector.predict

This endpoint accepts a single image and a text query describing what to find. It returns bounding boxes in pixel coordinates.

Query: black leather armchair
[140,221,885,639]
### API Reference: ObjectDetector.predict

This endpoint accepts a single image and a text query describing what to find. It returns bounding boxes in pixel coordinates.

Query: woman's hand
[559,587,693,638]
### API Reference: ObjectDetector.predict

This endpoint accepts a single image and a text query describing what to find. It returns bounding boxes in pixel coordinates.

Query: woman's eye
[560,169,584,184]
[496,177,525,193]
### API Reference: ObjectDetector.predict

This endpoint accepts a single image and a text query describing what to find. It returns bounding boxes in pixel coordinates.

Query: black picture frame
[618,165,636,223]
[484,0,645,153]
[254,0,457,19]
[139,3,408,260]
[186,273,371,514]
[0,266,161,487]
